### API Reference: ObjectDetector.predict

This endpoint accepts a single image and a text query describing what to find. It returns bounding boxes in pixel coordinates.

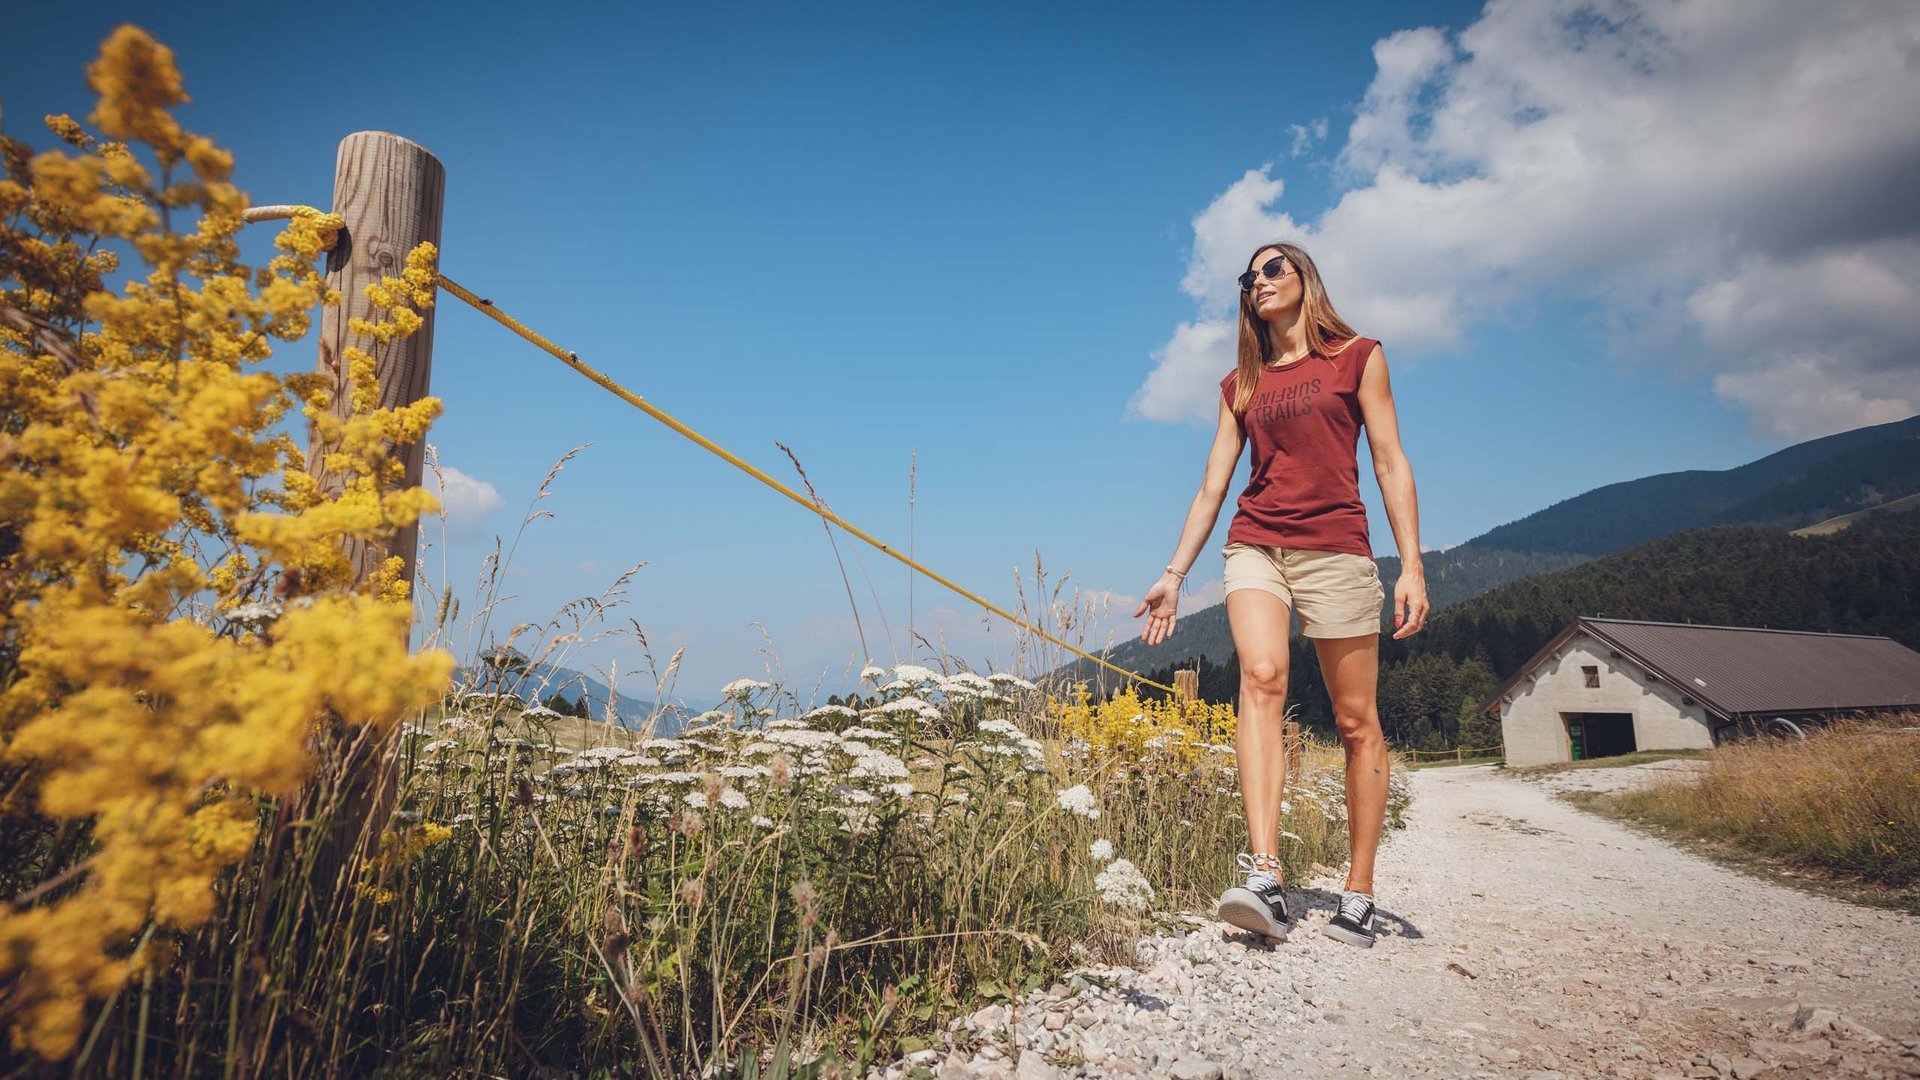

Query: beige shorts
[1221,541,1383,638]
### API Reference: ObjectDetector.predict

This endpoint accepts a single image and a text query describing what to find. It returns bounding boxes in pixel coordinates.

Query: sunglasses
[1238,255,1294,293]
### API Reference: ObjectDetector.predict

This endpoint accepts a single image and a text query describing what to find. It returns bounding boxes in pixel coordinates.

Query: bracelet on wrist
[1164,565,1187,579]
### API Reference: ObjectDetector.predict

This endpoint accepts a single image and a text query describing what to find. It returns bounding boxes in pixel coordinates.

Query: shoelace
[1235,852,1281,892]
[1338,891,1373,924]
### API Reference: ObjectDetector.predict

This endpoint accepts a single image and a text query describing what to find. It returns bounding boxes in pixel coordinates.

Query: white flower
[847,747,910,780]
[859,665,889,682]
[765,718,810,730]
[750,814,776,829]
[1279,800,1291,814]
[1056,785,1100,820]
[226,599,284,624]
[1093,859,1155,910]
[892,663,940,683]
[946,790,970,804]
[987,672,1037,691]
[718,787,750,810]
[1088,838,1114,862]
[438,716,477,732]
[977,718,1024,739]
[884,781,915,798]
[878,679,913,694]
[765,728,841,749]
[872,695,939,718]
[683,791,709,808]
[420,738,459,754]
[841,725,900,742]
[720,678,772,700]
[834,783,878,805]
[801,704,858,721]
[522,704,563,720]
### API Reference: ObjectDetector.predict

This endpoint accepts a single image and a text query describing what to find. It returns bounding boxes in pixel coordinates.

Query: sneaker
[1321,890,1377,948]
[1216,852,1293,939]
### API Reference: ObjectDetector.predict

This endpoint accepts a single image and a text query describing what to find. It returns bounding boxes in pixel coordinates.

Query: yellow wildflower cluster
[0,26,453,1058]
[1045,682,1239,768]
[356,819,454,905]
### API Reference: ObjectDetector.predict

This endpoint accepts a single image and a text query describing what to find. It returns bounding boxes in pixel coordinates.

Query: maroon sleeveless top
[1219,336,1378,558]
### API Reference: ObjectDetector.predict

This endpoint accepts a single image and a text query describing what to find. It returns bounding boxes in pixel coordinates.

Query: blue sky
[10,1,1916,710]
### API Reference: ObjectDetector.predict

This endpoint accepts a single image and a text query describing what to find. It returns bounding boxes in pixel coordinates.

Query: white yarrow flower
[1056,784,1100,819]
[1093,859,1155,910]
[1088,838,1114,862]
[720,677,772,700]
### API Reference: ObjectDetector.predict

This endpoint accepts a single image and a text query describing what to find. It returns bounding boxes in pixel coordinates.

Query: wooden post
[304,131,444,889]
[308,131,446,605]
[1174,668,1198,703]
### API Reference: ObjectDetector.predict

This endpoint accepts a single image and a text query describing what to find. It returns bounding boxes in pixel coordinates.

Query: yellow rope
[434,273,1176,695]
[240,203,1174,692]
[433,272,1175,687]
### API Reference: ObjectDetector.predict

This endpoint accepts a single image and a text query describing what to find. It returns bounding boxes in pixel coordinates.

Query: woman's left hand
[1390,574,1429,639]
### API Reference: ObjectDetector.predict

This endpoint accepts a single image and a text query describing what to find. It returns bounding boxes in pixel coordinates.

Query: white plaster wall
[1497,632,1715,766]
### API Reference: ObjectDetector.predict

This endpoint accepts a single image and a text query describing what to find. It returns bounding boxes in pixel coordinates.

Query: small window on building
[1583,665,1600,688]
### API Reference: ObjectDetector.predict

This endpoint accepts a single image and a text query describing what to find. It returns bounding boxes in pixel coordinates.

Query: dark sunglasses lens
[1241,257,1288,291]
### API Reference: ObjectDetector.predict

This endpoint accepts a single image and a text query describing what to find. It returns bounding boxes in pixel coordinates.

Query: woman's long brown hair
[1224,240,1362,416]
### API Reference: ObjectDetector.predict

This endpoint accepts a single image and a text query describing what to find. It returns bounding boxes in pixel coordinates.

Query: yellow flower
[0,24,453,1059]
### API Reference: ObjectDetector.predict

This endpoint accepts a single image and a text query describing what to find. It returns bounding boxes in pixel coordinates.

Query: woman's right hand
[1133,574,1181,645]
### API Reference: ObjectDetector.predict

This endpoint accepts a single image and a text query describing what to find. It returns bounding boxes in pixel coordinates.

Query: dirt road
[876,760,1920,1079]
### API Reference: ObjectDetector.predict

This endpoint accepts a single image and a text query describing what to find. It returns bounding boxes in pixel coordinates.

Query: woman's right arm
[1134,396,1246,645]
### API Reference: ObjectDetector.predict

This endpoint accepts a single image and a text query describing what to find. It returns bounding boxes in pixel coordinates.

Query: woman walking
[1133,240,1429,948]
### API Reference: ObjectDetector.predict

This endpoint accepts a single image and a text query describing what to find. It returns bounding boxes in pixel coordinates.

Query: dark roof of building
[1477,617,1920,721]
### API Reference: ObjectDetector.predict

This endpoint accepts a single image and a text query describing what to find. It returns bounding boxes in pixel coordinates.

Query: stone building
[1476,617,1920,766]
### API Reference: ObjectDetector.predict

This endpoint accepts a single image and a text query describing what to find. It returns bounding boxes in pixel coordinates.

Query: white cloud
[1136,0,1920,440]
[1287,116,1329,158]
[430,465,504,540]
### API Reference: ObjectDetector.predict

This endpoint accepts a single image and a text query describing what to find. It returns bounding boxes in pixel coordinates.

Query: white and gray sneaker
[1216,852,1293,939]
[1321,890,1377,948]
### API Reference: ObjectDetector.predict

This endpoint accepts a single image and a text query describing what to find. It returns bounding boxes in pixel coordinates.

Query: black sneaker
[1216,853,1293,939]
[1322,890,1376,948]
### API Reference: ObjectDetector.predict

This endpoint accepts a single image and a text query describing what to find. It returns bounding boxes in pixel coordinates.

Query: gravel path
[869,761,1920,1080]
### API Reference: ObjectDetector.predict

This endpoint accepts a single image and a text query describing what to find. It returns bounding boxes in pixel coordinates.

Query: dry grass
[1591,712,1920,906]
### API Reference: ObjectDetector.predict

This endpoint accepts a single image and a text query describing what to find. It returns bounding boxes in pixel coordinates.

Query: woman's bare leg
[1313,633,1387,893]
[1226,589,1293,876]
